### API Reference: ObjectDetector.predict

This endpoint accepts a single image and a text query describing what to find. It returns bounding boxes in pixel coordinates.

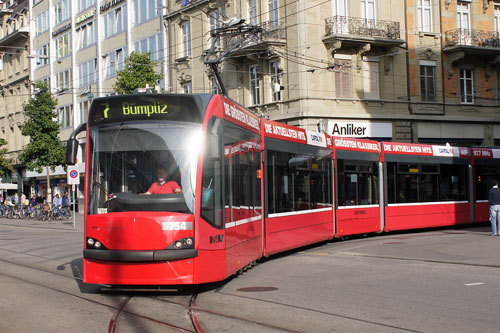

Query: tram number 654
[162,222,193,231]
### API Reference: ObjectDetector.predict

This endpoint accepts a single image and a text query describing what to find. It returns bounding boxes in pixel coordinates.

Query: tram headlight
[86,237,107,249]
[168,237,195,250]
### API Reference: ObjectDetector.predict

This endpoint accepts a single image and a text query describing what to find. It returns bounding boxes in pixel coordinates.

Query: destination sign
[88,94,203,126]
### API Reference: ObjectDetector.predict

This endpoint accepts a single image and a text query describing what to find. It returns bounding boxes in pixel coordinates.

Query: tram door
[223,121,262,275]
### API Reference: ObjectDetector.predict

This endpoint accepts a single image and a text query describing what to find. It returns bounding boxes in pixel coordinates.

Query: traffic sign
[67,165,80,185]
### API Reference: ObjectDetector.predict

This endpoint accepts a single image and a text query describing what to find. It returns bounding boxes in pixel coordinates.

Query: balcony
[323,16,404,51]
[0,25,28,47]
[443,29,500,79]
[444,29,500,54]
[223,19,286,57]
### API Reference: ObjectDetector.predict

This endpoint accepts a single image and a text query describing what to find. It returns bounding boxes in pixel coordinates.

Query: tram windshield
[87,121,202,215]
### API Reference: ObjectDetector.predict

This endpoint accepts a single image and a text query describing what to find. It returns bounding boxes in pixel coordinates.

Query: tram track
[0,254,297,332]
[0,260,197,332]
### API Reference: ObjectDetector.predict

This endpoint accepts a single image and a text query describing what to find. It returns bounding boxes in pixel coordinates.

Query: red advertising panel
[333,136,379,153]
[383,142,469,158]
[471,147,500,159]
[262,119,331,148]
[222,97,260,134]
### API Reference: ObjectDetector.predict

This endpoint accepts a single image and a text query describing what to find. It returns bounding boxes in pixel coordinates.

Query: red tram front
[68,94,263,285]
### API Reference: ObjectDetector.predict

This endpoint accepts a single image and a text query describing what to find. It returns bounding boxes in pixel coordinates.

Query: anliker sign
[328,120,392,138]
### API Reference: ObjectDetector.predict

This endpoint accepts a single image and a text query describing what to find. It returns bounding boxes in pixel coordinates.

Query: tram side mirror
[66,138,79,165]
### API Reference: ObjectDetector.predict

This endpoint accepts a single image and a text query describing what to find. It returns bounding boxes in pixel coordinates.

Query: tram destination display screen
[88,94,203,126]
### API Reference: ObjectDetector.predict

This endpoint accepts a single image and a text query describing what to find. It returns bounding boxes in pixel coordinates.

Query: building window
[54,0,71,26]
[250,65,260,105]
[181,21,191,57]
[76,20,96,50]
[360,0,376,20]
[182,82,192,93]
[270,60,282,101]
[77,0,96,13]
[34,10,48,36]
[79,100,90,124]
[420,62,436,101]
[268,0,279,27]
[135,0,160,25]
[54,33,71,59]
[363,58,380,100]
[102,4,127,38]
[460,68,474,104]
[417,0,432,32]
[56,69,72,91]
[334,58,352,98]
[103,48,126,79]
[209,10,221,48]
[36,44,49,68]
[134,34,163,62]
[78,58,97,87]
[210,76,221,94]
[58,104,73,129]
[248,0,257,25]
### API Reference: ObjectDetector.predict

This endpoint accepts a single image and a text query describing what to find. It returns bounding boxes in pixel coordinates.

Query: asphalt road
[0,215,499,332]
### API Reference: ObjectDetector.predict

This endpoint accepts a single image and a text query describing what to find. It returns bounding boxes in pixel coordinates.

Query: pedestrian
[62,191,70,207]
[53,193,62,207]
[488,179,500,236]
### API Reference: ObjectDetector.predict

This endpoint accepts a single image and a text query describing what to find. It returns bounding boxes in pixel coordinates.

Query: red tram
[65,93,497,286]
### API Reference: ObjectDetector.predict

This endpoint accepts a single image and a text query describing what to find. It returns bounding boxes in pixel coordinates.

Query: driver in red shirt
[142,168,181,195]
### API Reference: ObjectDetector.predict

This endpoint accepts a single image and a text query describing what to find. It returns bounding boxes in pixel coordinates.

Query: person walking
[53,193,62,207]
[488,179,500,236]
[61,191,70,207]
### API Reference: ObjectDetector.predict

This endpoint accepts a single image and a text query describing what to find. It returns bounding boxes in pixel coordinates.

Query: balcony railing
[325,16,401,40]
[444,28,500,49]
[224,19,286,50]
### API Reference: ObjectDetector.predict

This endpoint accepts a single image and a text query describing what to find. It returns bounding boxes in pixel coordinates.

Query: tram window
[399,164,419,173]
[388,162,467,204]
[201,126,223,228]
[267,149,332,214]
[475,166,500,201]
[422,164,438,173]
[222,121,261,225]
[337,160,379,206]
[440,164,467,201]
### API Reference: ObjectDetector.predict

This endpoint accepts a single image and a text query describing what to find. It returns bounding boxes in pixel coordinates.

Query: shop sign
[328,120,392,138]
[52,23,71,37]
[100,0,125,13]
[75,8,96,25]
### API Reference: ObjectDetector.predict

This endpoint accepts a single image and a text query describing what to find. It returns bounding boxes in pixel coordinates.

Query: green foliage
[19,81,66,173]
[113,52,163,94]
[0,138,13,177]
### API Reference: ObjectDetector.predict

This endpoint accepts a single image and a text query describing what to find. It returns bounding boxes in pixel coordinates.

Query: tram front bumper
[83,248,198,262]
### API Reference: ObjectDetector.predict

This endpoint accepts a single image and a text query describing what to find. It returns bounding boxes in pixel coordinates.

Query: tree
[113,51,163,94]
[0,138,13,177]
[20,81,66,202]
